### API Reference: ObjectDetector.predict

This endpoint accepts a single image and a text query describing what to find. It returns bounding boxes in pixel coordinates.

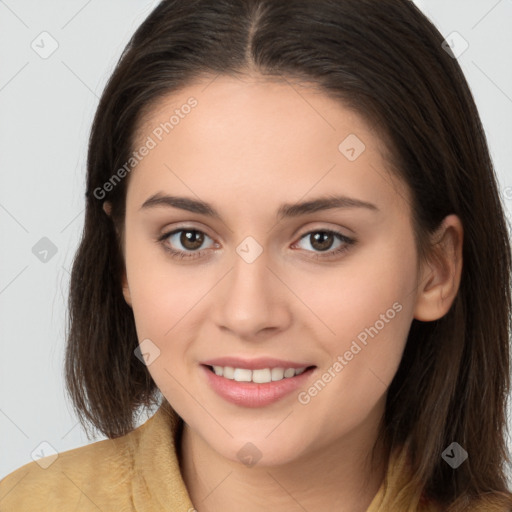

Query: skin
[104,74,463,512]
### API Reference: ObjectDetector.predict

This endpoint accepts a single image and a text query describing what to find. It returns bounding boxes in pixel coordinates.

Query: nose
[212,245,292,340]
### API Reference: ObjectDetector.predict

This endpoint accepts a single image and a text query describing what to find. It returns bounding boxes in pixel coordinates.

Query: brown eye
[178,230,205,250]
[293,229,356,261]
[308,231,336,251]
[158,228,215,259]
[296,230,351,252]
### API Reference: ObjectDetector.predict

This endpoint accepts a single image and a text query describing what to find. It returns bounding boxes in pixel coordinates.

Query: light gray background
[1,0,511,485]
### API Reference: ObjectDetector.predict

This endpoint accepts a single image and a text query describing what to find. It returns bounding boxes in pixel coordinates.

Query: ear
[103,201,130,305]
[121,269,132,308]
[103,201,112,216]
[413,214,463,321]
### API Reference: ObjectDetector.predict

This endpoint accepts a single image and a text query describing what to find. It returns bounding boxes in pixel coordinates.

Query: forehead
[128,75,409,217]
[134,74,382,151]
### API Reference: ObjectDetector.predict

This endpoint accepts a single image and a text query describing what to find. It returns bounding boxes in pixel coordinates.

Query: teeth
[284,368,295,378]
[271,367,284,381]
[252,368,271,383]
[211,365,308,383]
[233,368,252,382]
[223,366,234,379]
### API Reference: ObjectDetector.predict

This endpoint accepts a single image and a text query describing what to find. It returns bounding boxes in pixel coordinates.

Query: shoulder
[0,423,145,512]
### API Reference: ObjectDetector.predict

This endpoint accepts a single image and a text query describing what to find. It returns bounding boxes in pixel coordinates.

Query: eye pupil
[311,232,334,251]
[181,230,204,250]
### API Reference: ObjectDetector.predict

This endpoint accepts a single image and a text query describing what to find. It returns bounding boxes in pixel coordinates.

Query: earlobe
[103,201,112,216]
[413,214,463,322]
[121,271,132,308]
[105,200,128,306]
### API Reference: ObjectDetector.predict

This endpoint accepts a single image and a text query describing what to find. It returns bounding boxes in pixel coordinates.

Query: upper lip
[202,357,315,370]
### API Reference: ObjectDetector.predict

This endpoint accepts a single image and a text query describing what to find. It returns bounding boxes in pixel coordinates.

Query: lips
[200,356,317,407]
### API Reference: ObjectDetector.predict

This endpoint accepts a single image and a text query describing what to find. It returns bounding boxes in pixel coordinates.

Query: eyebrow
[139,192,379,220]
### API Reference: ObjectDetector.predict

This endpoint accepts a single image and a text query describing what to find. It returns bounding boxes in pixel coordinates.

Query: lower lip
[201,364,316,408]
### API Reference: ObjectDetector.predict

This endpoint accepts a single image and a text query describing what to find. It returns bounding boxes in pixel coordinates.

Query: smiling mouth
[205,364,316,384]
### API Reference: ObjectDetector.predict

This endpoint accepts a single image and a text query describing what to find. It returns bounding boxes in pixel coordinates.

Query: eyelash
[157,227,356,262]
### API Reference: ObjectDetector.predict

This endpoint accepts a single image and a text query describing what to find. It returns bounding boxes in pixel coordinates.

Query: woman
[1,0,511,510]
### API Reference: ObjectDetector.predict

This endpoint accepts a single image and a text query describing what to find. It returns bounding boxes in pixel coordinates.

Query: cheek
[123,231,192,340]
[293,241,416,434]
[306,232,417,379]
[123,239,202,408]
[310,232,414,322]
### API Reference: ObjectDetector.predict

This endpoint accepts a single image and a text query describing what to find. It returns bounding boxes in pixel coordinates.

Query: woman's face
[121,74,423,466]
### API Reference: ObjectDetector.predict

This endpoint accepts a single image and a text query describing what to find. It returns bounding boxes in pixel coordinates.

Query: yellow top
[0,400,496,511]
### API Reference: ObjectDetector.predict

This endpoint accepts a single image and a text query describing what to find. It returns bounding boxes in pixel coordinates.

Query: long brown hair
[65,0,512,508]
